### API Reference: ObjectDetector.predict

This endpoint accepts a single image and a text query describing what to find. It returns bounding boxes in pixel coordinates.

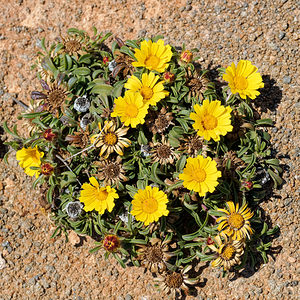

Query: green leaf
[78,54,92,64]
[267,169,283,188]
[255,118,273,126]
[137,131,148,145]
[91,83,113,95]
[73,67,91,76]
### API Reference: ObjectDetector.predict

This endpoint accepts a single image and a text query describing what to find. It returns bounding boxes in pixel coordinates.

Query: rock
[0,254,6,269]
[278,31,286,40]
[69,231,81,246]
[283,76,291,84]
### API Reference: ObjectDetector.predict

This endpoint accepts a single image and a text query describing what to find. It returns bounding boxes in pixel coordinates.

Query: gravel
[0,0,299,299]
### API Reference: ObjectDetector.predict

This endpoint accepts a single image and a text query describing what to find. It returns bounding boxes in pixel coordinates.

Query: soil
[0,0,299,299]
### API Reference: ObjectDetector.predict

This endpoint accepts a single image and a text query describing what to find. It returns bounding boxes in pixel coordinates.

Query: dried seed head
[65,201,84,219]
[185,68,210,100]
[165,272,184,289]
[74,96,90,113]
[93,157,128,187]
[151,137,178,165]
[179,134,208,157]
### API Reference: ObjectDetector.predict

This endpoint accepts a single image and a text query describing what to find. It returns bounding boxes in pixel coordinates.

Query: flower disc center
[48,89,65,103]
[125,103,139,117]
[104,132,118,145]
[165,273,183,288]
[145,55,160,68]
[142,197,158,214]
[192,168,206,183]
[202,114,218,130]
[146,246,163,263]
[221,244,236,260]
[228,212,245,229]
[234,76,248,90]
[140,86,154,100]
[97,190,108,201]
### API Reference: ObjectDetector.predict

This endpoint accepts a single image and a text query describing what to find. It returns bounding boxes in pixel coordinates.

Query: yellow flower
[16,146,44,178]
[90,120,131,157]
[208,234,245,270]
[190,99,233,142]
[79,177,119,214]
[217,201,254,240]
[132,39,172,73]
[223,60,264,99]
[131,186,169,226]
[179,155,221,196]
[111,91,149,128]
[124,72,169,106]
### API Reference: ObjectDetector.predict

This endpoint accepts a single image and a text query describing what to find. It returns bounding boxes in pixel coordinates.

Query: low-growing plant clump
[4,28,282,297]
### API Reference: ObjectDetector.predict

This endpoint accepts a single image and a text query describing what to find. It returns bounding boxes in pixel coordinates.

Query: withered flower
[146,107,174,135]
[214,150,246,178]
[185,67,210,101]
[65,128,90,149]
[93,156,128,187]
[178,134,209,157]
[226,109,254,141]
[137,237,174,273]
[150,136,179,165]
[154,265,198,296]
[60,33,86,56]
[22,101,43,134]
[31,75,69,115]
[208,234,245,271]
[112,49,135,78]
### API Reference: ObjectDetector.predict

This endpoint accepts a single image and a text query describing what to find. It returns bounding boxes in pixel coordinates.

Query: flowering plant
[4,28,282,296]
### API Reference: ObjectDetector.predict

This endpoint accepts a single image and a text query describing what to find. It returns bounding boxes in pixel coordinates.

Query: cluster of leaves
[4,28,281,278]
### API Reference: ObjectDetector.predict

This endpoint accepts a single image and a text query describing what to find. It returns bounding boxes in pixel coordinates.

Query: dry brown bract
[112,49,135,78]
[146,107,174,134]
[93,156,128,187]
[226,109,254,141]
[137,238,173,273]
[178,134,209,157]
[65,128,90,149]
[185,67,210,100]
[214,150,246,178]
[150,136,179,165]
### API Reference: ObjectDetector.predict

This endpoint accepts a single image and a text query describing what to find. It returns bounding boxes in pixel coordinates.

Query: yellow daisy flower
[179,155,221,196]
[217,201,254,240]
[190,99,233,142]
[16,146,44,178]
[90,120,131,157]
[131,186,169,226]
[111,91,149,128]
[132,39,172,73]
[223,60,264,99]
[79,177,119,214]
[208,234,245,271]
[124,72,169,106]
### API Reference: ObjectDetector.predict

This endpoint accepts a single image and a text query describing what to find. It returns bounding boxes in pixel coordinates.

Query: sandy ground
[0,0,299,299]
